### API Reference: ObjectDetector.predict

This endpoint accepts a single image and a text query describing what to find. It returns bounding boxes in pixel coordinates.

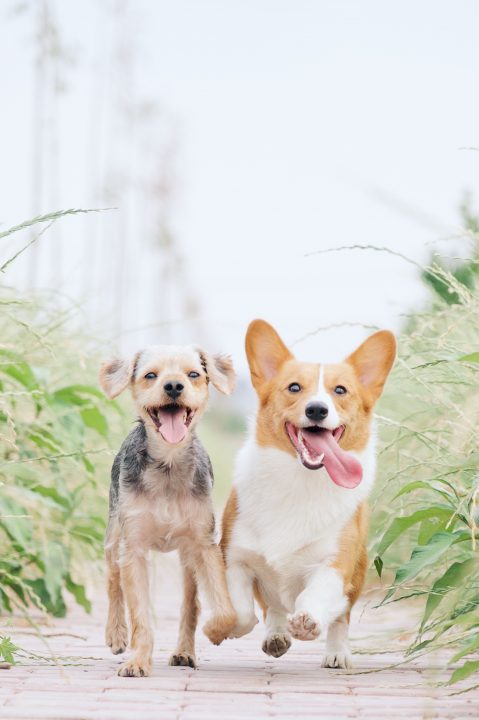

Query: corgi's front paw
[228,613,258,639]
[288,611,320,641]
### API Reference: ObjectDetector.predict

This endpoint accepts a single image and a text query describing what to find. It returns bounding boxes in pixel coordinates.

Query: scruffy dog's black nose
[164,381,184,400]
[305,402,329,421]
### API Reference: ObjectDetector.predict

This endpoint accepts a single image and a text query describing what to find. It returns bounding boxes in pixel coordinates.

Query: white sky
[1,0,479,375]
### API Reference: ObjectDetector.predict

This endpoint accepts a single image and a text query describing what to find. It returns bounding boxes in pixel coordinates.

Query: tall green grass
[372,258,479,690]
[0,211,126,663]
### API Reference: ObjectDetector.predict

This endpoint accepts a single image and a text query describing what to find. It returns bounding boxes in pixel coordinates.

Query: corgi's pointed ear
[99,353,140,399]
[245,319,293,391]
[346,330,396,404]
[197,350,236,395]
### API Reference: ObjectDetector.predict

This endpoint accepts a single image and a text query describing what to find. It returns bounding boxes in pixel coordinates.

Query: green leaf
[65,574,91,613]
[418,516,447,545]
[374,555,383,578]
[27,426,63,454]
[0,349,38,390]
[377,507,452,556]
[459,352,479,363]
[0,589,12,613]
[0,497,32,546]
[23,484,71,510]
[43,543,66,607]
[421,559,476,628]
[448,660,479,685]
[25,578,66,617]
[0,636,18,664]
[51,387,90,406]
[393,481,432,500]
[60,384,105,400]
[51,384,105,406]
[392,531,456,587]
[451,635,479,664]
[80,406,108,437]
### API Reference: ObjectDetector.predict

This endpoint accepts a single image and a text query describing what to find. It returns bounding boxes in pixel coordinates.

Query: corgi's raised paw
[288,612,320,641]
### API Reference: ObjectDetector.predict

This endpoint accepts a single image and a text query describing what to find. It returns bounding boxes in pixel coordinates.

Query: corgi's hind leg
[323,536,368,670]
[322,612,352,669]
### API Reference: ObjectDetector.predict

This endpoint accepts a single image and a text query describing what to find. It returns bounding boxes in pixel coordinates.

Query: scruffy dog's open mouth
[147,404,196,444]
[285,422,363,489]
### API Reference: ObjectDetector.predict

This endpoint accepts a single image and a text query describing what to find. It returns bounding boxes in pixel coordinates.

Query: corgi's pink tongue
[157,407,187,444]
[301,429,363,488]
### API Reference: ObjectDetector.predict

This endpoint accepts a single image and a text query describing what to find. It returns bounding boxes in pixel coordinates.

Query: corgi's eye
[334,385,347,395]
[188,371,200,379]
[288,383,301,393]
[144,372,157,380]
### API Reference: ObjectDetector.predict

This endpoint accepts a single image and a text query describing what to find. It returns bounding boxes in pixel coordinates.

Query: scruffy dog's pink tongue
[302,429,363,489]
[157,407,187,444]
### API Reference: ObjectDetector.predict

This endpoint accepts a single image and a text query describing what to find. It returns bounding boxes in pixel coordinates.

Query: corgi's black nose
[164,381,184,400]
[305,402,329,421]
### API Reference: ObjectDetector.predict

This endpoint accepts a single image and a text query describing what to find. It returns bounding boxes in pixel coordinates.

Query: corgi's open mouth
[285,422,363,489]
[147,404,195,444]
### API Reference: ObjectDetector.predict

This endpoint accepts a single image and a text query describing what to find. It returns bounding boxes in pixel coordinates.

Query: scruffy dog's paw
[322,652,352,670]
[169,652,197,668]
[262,632,291,658]
[106,623,128,655]
[228,613,259,639]
[203,611,237,645]
[288,612,321,641]
[118,657,152,677]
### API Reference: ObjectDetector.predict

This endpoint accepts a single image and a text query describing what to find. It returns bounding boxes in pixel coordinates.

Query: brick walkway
[1,558,478,720]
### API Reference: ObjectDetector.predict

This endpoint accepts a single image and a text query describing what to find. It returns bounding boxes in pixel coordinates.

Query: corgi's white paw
[288,611,320,641]
[322,651,352,670]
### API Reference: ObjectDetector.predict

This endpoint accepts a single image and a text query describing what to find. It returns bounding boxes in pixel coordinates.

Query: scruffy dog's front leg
[195,544,237,645]
[118,549,153,677]
[169,554,200,668]
[105,522,128,655]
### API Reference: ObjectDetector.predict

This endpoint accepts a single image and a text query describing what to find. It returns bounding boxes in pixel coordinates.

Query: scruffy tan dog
[99,345,237,677]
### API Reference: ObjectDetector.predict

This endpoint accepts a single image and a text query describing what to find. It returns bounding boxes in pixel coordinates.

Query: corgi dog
[221,320,396,668]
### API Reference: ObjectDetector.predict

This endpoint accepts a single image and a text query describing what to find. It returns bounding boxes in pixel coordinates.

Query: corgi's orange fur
[221,320,395,667]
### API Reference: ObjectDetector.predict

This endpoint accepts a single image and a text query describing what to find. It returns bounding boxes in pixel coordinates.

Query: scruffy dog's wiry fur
[99,345,237,677]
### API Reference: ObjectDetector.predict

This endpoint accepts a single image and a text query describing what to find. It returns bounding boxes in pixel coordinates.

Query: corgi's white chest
[231,437,376,567]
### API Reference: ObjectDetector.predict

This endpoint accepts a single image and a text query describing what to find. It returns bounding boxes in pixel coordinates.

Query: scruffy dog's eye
[188,371,200,379]
[144,372,157,380]
[334,385,347,395]
[288,383,301,393]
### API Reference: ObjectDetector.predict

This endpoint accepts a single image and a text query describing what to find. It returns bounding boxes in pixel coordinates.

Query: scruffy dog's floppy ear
[197,350,236,395]
[99,354,139,399]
